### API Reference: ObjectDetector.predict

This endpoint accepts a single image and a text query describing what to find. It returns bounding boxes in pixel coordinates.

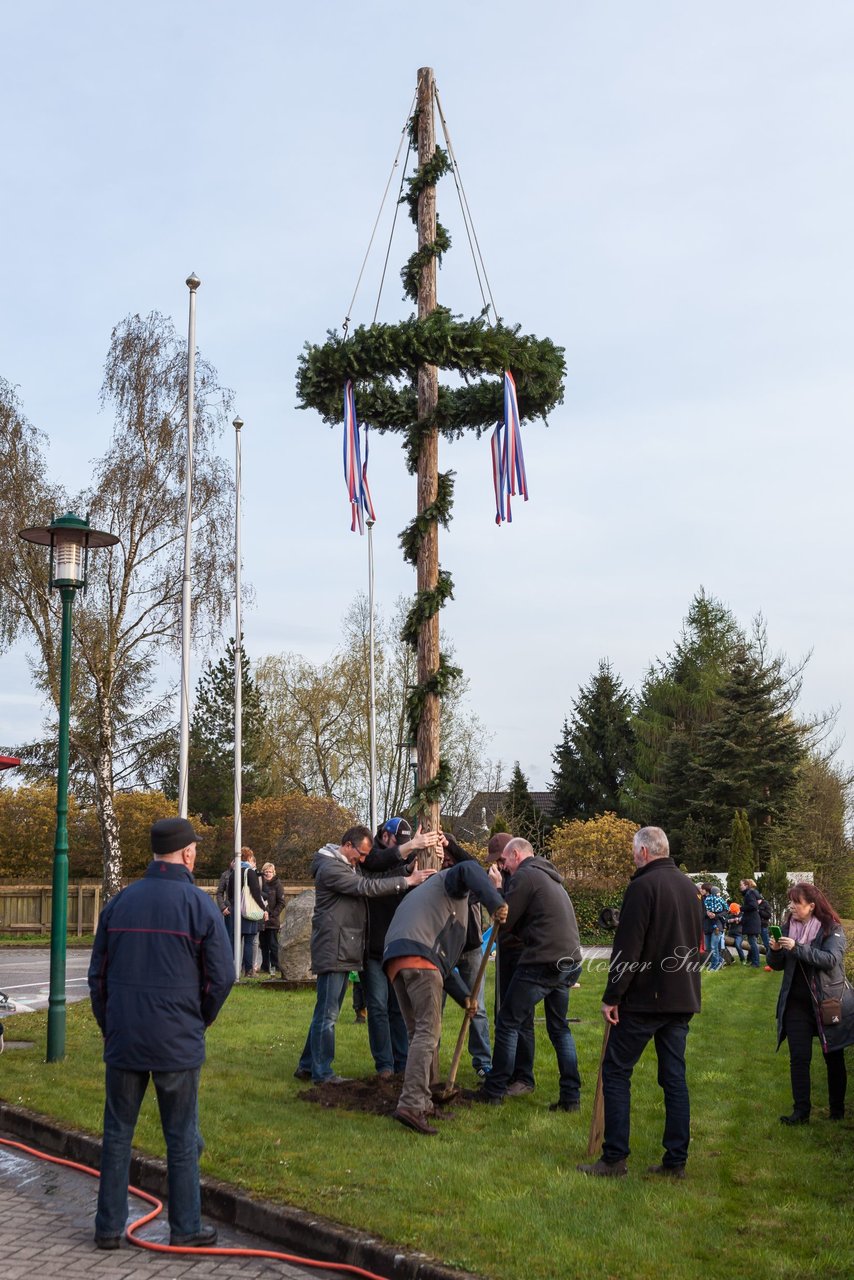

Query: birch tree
[0,314,234,896]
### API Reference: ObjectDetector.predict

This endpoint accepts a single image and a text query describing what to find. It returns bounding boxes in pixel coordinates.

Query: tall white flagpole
[233,414,244,982]
[367,518,378,833]
[178,272,200,819]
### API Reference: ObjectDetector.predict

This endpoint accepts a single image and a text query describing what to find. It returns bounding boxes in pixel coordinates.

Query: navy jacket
[88,860,234,1070]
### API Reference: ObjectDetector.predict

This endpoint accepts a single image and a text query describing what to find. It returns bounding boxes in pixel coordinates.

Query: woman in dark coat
[259,862,286,975]
[226,847,267,976]
[739,878,762,968]
[768,882,854,1124]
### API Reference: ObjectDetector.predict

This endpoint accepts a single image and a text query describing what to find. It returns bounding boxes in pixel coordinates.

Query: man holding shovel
[383,858,507,1134]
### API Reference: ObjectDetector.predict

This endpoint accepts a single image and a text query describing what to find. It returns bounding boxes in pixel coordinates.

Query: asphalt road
[0,946,92,1014]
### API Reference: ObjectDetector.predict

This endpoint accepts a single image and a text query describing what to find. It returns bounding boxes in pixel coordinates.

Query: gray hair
[504,837,534,859]
[634,826,669,859]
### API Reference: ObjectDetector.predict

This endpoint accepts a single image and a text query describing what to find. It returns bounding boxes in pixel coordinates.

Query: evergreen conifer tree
[727,808,754,900]
[551,660,635,823]
[505,762,540,846]
[180,639,270,825]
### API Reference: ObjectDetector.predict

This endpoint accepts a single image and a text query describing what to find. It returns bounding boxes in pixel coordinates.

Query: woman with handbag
[768,882,854,1124]
[226,847,268,977]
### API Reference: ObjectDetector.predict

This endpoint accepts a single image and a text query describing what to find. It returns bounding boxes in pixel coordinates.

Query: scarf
[787,914,822,946]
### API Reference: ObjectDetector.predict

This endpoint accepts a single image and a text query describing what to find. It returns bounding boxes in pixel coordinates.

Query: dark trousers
[487,962,581,1102]
[259,928,279,973]
[602,1011,692,1168]
[96,1066,201,1239]
[495,944,536,1086]
[784,1001,848,1117]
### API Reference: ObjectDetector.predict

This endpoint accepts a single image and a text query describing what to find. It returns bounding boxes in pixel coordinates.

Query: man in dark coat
[473,838,582,1110]
[578,825,704,1179]
[294,825,434,1085]
[488,832,536,1093]
[88,817,234,1250]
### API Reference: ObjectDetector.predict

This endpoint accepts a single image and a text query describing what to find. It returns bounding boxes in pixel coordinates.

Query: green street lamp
[18,513,119,1062]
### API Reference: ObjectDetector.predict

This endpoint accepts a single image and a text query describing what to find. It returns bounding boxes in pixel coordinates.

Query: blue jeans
[362,956,409,1073]
[443,948,492,1073]
[486,962,581,1102]
[602,1012,692,1167]
[735,933,761,966]
[496,944,536,1085]
[760,926,770,958]
[704,928,724,970]
[297,971,349,1082]
[96,1066,201,1239]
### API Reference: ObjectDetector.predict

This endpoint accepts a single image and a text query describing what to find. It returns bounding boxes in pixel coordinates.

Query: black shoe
[779,1112,809,1125]
[829,1109,845,1121]
[471,1087,503,1106]
[647,1163,686,1179]
[549,1099,580,1113]
[170,1225,218,1248]
[94,1235,122,1250]
[293,1067,312,1081]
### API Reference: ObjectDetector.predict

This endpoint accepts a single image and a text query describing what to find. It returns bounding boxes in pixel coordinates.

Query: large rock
[278,889,315,981]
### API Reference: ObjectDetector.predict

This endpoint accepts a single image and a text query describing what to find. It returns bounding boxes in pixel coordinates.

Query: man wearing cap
[88,817,233,1251]
[360,817,442,1081]
[295,825,436,1085]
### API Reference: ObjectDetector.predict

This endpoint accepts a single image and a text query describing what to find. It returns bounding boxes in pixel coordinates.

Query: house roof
[449,789,557,838]
[0,756,20,771]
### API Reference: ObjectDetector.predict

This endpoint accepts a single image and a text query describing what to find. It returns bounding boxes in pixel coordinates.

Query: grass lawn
[1,962,852,1280]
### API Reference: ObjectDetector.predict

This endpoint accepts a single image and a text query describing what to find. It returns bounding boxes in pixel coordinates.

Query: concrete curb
[0,1100,482,1280]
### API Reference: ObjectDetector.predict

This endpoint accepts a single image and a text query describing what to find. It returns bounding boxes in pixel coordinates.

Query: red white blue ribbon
[491,370,528,525]
[343,380,376,534]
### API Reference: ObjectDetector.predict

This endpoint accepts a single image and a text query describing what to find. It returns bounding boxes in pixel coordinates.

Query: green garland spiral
[295,137,566,818]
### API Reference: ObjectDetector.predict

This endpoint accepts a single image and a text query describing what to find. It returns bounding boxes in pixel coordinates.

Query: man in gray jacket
[473,838,583,1110]
[384,858,507,1134]
[295,825,434,1084]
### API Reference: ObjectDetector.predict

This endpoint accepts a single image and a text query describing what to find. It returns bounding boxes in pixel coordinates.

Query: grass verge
[0,964,852,1279]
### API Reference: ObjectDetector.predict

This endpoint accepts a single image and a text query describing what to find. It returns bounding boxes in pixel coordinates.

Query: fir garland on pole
[296,66,566,831]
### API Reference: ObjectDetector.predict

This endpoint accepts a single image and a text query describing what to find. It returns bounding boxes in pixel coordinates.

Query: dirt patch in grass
[298,1076,475,1117]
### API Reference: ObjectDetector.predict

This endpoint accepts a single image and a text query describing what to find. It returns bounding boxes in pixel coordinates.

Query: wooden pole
[415,65,440,838]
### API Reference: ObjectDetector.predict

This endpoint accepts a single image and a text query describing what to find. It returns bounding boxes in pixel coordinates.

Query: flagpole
[233,414,243,982]
[178,272,200,819]
[367,517,378,832]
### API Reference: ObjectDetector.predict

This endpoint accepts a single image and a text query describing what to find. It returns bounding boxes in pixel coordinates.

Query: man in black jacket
[578,826,703,1179]
[473,838,582,1110]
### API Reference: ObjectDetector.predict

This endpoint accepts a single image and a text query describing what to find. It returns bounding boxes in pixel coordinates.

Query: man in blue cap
[88,817,233,1250]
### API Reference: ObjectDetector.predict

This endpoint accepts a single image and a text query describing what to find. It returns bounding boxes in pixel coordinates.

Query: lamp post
[18,513,119,1062]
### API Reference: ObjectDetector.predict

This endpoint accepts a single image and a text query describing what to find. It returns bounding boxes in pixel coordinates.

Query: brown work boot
[393,1106,438,1135]
[576,1158,627,1177]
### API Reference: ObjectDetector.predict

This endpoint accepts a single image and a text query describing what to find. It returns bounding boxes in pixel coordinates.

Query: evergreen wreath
[296,123,566,815]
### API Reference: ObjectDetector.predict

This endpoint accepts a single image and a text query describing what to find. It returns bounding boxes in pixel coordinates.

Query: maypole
[414,66,441,835]
[296,69,566,849]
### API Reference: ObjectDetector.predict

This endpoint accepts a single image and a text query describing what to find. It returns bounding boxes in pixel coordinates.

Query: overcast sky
[2,2,853,793]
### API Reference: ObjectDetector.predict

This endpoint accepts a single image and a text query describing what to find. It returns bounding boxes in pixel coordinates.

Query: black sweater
[603,857,704,1013]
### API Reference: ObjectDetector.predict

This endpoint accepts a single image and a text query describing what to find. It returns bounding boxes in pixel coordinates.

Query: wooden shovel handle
[445,925,500,1091]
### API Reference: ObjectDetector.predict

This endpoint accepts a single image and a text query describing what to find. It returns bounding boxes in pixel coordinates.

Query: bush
[548,812,637,893]
[207,793,356,880]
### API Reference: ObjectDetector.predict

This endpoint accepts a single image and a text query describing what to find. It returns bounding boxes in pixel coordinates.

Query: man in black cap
[88,817,233,1250]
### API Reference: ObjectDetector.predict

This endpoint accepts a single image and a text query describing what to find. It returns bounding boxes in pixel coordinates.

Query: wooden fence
[0,881,311,935]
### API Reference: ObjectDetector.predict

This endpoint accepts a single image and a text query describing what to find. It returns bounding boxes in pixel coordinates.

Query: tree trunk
[95,698,123,899]
[415,65,441,840]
